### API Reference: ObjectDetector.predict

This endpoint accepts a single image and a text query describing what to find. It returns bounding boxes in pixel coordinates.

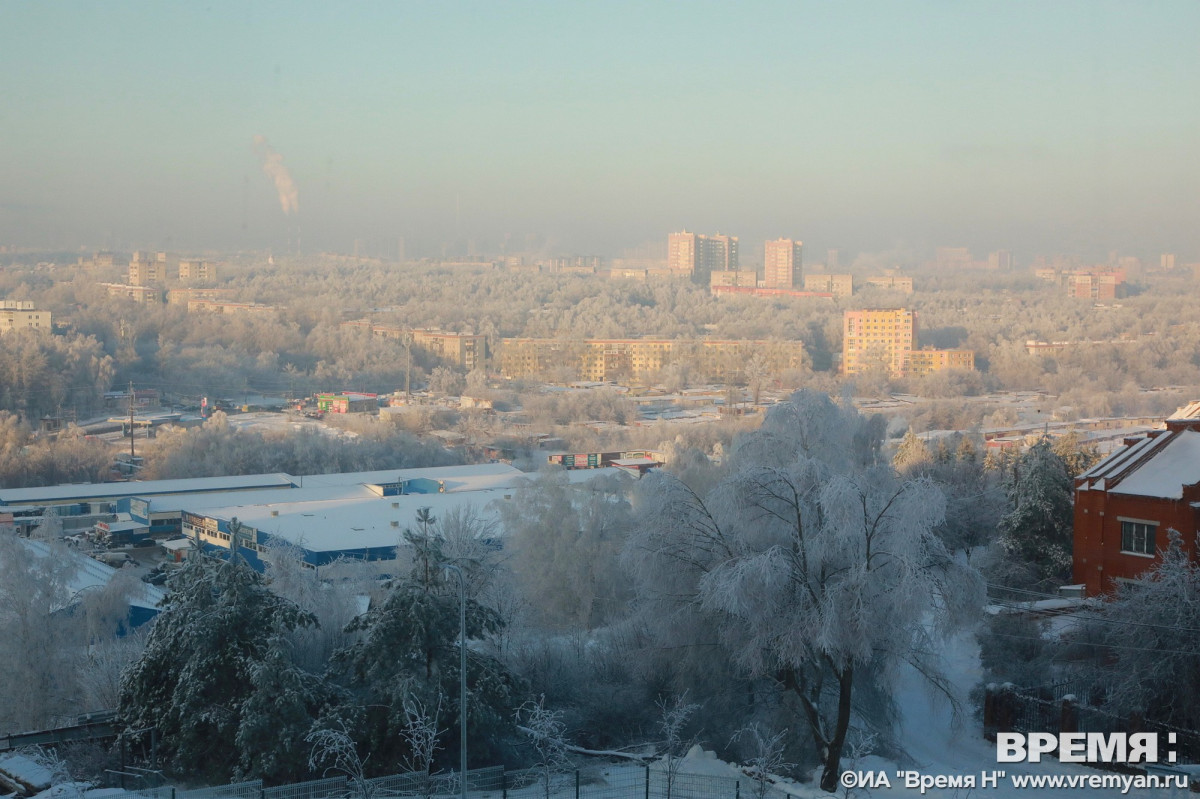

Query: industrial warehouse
[0,463,620,568]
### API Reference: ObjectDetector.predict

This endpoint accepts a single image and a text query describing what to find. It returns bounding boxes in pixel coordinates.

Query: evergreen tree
[328,530,519,773]
[119,556,326,783]
[997,437,1074,587]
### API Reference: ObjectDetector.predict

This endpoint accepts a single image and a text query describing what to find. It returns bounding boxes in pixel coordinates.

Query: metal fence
[178,780,264,799]
[984,684,1200,766]
[115,763,777,799]
[263,776,349,799]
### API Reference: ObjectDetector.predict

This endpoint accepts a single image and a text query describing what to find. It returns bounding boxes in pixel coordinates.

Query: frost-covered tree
[892,429,931,474]
[328,542,518,773]
[0,532,80,732]
[624,391,983,793]
[503,471,634,630]
[1092,531,1200,729]
[515,695,572,799]
[119,556,326,782]
[996,438,1074,588]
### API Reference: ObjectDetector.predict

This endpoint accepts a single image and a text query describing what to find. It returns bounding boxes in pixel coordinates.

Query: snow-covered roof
[0,473,297,506]
[1111,429,1200,499]
[14,539,165,612]
[195,487,515,554]
[1168,400,1200,421]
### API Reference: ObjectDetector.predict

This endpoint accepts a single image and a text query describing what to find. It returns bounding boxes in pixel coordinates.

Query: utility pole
[405,331,413,401]
[128,380,136,461]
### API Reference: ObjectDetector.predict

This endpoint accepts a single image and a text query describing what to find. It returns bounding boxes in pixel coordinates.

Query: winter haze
[1,1,1199,259]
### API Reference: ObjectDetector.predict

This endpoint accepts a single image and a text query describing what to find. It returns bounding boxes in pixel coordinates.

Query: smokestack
[252,135,299,215]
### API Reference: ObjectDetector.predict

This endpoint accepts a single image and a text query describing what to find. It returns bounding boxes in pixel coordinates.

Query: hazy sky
[2,1,1198,261]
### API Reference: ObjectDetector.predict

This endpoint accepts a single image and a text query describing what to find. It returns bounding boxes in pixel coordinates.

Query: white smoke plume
[252,135,299,215]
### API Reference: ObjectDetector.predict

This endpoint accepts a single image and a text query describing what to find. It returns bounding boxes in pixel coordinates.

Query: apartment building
[129,252,168,286]
[0,301,50,334]
[668,231,738,285]
[864,274,914,293]
[843,309,916,377]
[906,348,974,376]
[498,338,804,383]
[179,259,218,282]
[763,238,803,289]
[843,309,973,378]
[339,322,488,369]
[100,283,162,304]
[804,273,854,298]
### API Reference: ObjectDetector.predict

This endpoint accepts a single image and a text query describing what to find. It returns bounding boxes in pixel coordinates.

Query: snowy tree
[119,556,326,782]
[328,545,518,773]
[624,392,983,793]
[0,532,81,732]
[1092,531,1200,729]
[399,693,446,795]
[891,429,931,474]
[730,724,793,799]
[307,722,376,799]
[502,472,633,630]
[655,693,698,799]
[996,438,1074,587]
[515,695,572,799]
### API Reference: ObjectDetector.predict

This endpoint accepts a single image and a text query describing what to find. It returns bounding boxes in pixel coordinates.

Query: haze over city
[3,1,1198,260]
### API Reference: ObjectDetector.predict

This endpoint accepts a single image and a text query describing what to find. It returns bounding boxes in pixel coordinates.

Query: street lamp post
[443,564,468,799]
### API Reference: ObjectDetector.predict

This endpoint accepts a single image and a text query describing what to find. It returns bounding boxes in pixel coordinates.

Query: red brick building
[1073,407,1200,596]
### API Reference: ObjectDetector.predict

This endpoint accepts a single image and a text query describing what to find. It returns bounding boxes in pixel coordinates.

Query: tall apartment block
[843,309,916,377]
[668,231,738,285]
[843,309,974,377]
[179,259,217,283]
[129,252,167,286]
[988,250,1013,270]
[764,238,803,289]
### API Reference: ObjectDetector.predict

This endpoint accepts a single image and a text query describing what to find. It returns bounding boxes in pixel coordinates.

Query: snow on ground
[666,633,1190,798]
[0,753,54,793]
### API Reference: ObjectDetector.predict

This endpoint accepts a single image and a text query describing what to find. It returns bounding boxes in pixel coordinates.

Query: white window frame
[1118,517,1158,558]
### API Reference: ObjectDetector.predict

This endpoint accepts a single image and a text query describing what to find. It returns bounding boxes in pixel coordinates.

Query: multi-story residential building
[187,300,277,315]
[101,283,162,304]
[0,301,50,334]
[129,252,167,286]
[864,274,914,293]
[1161,253,1176,271]
[763,238,803,289]
[166,288,235,305]
[709,270,758,289]
[988,250,1013,271]
[339,322,488,370]
[412,330,487,370]
[497,338,804,383]
[843,309,916,377]
[179,259,217,282]
[843,309,973,378]
[906,348,974,376]
[1066,270,1123,300]
[804,273,854,298]
[668,231,738,284]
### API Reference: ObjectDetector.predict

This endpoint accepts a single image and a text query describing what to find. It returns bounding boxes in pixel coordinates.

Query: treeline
[2,258,1200,424]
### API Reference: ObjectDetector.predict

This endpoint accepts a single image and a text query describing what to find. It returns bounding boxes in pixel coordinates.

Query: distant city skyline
[2,1,1198,260]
